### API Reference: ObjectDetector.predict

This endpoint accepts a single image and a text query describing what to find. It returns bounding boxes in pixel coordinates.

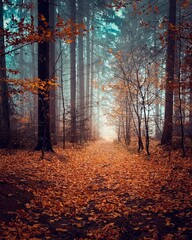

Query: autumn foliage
[0,141,191,239]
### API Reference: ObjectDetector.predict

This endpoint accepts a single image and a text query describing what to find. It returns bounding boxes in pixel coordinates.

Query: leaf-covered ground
[0,141,191,240]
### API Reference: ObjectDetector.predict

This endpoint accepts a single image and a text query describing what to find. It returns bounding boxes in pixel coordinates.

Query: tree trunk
[77,0,85,142]
[19,0,25,119]
[153,21,161,140]
[97,72,100,138]
[161,0,176,145]
[86,1,90,140]
[35,0,53,151]
[70,0,77,144]
[49,0,57,145]
[0,0,10,148]
[90,5,95,138]
[59,41,66,149]
[125,93,131,145]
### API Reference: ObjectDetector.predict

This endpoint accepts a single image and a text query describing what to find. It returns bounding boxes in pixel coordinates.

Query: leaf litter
[0,140,191,239]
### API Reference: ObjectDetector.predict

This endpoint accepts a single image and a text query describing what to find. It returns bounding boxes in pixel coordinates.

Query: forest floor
[0,140,191,240]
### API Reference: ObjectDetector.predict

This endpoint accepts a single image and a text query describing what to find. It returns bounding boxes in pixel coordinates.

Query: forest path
[0,140,191,239]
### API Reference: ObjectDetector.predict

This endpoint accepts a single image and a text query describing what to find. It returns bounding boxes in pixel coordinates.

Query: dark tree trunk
[161,0,176,145]
[35,0,53,151]
[0,0,10,148]
[70,0,77,144]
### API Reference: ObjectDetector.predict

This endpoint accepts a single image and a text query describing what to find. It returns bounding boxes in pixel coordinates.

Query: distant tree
[70,0,77,144]
[77,0,85,142]
[85,0,91,139]
[49,0,57,145]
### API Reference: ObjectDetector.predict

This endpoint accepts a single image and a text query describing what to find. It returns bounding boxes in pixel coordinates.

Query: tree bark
[70,0,77,144]
[49,0,57,145]
[35,0,53,151]
[161,0,176,145]
[0,0,10,148]
[77,0,85,142]
[90,5,95,139]
[125,93,131,145]
[85,1,90,140]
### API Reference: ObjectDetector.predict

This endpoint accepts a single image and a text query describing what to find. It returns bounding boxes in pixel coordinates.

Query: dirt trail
[0,141,191,239]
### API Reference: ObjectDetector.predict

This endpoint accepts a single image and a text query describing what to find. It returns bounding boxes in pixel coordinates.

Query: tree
[35,0,53,151]
[49,0,57,145]
[0,0,10,148]
[161,0,176,145]
[77,0,85,142]
[70,0,77,144]
[85,0,91,139]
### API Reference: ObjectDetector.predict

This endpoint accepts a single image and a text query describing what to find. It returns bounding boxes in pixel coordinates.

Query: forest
[0,0,192,239]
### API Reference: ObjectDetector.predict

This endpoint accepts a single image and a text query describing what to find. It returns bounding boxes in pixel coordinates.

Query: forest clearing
[0,140,191,240]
